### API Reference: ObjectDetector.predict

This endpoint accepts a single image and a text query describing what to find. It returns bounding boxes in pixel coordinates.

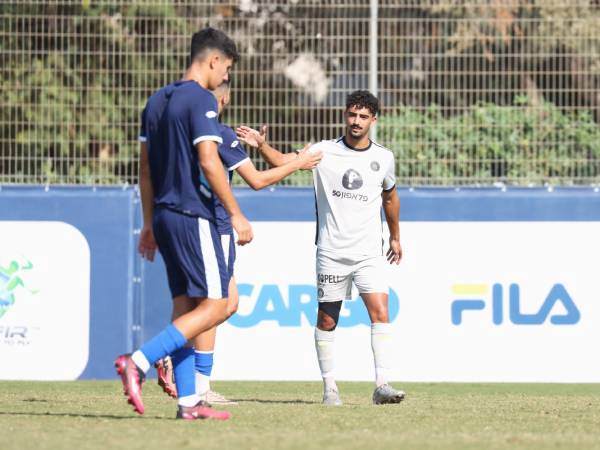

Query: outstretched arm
[382,186,402,265]
[236,125,297,168]
[235,144,322,190]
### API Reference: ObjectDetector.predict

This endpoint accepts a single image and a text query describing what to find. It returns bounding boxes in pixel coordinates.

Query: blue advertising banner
[0,186,140,379]
[1,186,599,381]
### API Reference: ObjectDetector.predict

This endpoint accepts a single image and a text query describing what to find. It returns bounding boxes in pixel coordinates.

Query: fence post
[369,0,378,142]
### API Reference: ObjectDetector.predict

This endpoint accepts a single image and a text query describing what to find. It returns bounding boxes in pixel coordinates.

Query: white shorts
[316,249,389,303]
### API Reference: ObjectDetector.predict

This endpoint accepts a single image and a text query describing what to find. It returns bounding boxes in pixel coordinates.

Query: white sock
[195,372,211,396]
[315,327,337,391]
[371,322,393,387]
[131,350,150,374]
[178,394,200,407]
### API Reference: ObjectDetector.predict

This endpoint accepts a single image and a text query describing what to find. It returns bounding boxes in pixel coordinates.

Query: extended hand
[387,238,402,265]
[236,125,267,149]
[231,213,254,246]
[296,143,322,169]
[138,226,157,262]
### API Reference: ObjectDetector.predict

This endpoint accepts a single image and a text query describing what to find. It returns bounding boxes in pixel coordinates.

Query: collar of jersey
[174,79,196,87]
[340,136,372,152]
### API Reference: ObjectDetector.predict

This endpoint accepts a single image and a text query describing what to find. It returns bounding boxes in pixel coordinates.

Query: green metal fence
[1,1,599,186]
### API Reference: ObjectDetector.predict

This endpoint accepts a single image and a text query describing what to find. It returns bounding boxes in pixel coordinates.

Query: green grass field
[1,381,598,450]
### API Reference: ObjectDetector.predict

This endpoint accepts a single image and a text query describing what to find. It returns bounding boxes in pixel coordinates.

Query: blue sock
[195,351,214,377]
[138,324,187,366]
[172,347,197,399]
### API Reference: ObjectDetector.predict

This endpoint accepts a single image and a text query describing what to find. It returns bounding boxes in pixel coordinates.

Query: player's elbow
[248,178,268,190]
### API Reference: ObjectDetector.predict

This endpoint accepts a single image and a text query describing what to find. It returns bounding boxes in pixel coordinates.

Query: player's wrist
[293,154,306,169]
[230,210,243,219]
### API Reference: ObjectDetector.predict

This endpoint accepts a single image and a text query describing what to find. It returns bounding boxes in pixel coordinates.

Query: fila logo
[451,283,580,326]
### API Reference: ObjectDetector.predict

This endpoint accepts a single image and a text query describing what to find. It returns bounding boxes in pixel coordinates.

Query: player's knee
[219,302,230,321]
[317,315,337,331]
[226,300,238,318]
[207,299,230,324]
[318,301,342,331]
[370,305,389,323]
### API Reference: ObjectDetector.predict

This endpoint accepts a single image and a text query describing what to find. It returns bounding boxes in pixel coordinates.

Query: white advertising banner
[213,222,600,382]
[0,221,90,380]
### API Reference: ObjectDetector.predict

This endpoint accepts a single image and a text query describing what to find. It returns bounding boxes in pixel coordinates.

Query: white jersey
[311,137,396,257]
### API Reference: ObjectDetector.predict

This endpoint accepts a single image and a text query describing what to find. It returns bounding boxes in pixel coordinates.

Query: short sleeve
[190,91,222,146]
[302,140,330,154]
[219,127,250,171]
[138,106,147,142]
[382,154,396,191]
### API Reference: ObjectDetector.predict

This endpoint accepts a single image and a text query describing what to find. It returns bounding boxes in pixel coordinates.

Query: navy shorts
[220,231,236,280]
[153,207,232,299]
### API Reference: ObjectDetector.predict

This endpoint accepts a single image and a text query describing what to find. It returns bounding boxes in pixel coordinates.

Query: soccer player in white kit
[237,90,405,405]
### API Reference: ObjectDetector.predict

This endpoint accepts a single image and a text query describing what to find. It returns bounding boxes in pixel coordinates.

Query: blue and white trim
[193,135,223,146]
[221,234,231,268]
[197,218,222,299]
[228,157,251,171]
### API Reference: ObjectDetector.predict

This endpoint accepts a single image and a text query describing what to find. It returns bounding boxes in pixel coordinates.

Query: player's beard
[348,126,368,140]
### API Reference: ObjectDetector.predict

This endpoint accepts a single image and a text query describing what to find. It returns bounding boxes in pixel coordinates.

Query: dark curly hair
[345,90,379,116]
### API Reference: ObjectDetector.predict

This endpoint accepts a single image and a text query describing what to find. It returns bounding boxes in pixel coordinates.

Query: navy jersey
[139,80,222,219]
[213,123,250,234]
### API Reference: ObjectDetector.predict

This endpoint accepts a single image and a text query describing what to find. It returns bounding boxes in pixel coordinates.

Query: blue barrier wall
[0,186,140,379]
[2,186,599,379]
[234,186,600,221]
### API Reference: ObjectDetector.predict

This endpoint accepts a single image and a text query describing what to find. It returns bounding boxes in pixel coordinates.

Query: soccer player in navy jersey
[155,82,322,403]
[114,28,250,420]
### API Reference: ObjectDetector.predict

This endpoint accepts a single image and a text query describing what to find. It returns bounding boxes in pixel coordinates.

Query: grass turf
[0,381,599,450]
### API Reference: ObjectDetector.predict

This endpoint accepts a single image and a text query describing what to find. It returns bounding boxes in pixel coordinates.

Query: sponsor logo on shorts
[318,274,345,284]
[205,110,218,119]
[332,190,368,202]
[231,140,239,148]
[370,161,380,171]
[342,169,363,190]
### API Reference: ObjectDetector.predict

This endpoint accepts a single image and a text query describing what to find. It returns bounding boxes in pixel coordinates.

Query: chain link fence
[1,1,599,186]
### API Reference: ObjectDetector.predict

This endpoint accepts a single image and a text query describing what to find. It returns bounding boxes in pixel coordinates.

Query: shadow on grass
[0,411,167,420]
[232,398,319,405]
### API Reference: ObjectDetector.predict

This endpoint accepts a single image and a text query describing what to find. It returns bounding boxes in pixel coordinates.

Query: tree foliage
[0,1,599,185]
